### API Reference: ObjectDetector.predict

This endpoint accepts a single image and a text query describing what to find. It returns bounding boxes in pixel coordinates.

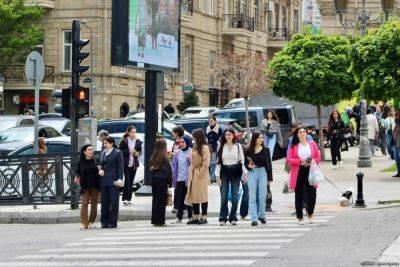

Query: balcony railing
[223,14,255,32]
[181,0,193,16]
[0,65,55,83]
[268,28,293,41]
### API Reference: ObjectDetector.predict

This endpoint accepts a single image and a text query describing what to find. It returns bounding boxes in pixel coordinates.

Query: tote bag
[308,160,324,186]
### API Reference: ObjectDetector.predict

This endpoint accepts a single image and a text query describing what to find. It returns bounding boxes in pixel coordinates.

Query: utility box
[78,117,98,150]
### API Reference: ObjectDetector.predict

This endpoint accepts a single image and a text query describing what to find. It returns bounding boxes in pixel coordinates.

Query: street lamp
[333,0,393,168]
[0,75,4,112]
[81,20,94,117]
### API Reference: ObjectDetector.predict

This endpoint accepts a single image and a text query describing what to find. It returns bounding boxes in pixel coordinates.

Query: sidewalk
[0,146,398,224]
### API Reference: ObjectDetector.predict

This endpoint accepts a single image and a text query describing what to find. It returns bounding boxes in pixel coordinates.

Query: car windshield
[40,120,66,132]
[182,109,201,115]
[0,119,17,132]
[0,128,33,143]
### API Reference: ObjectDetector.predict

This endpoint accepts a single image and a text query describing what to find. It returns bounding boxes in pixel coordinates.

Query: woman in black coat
[328,109,346,169]
[149,139,173,226]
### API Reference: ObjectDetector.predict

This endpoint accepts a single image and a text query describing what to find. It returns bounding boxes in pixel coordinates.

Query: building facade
[2,0,302,119]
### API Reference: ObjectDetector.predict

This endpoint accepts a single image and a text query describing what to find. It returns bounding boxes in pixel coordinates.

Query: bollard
[354,172,366,208]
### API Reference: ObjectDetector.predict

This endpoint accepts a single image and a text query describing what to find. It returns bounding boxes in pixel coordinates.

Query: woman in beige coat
[185,128,211,225]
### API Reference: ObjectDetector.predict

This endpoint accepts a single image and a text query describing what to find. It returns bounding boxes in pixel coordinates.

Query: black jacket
[75,158,101,193]
[328,119,346,140]
[99,149,124,187]
[150,161,173,187]
[119,137,143,168]
[244,147,273,182]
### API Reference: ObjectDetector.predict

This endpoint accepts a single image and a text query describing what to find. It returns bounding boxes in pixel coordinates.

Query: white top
[298,142,311,160]
[104,148,114,157]
[215,143,248,177]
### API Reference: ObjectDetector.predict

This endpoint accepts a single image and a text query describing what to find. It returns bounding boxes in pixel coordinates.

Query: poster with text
[128,0,180,70]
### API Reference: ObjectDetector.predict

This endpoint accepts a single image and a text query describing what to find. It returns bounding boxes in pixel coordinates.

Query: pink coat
[287,141,321,190]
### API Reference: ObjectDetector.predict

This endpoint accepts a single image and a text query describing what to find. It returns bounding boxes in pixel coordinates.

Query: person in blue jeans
[244,132,273,226]
[216,128,248,226]
[206,116,223,184]
[392,109,400,177]
[262,110,283,161]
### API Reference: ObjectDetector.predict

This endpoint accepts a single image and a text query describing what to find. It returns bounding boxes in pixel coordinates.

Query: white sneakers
[333,161,344,169]
[308,215,314,224]
[338,161,344,168]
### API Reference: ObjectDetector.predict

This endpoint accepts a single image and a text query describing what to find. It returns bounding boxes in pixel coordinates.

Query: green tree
[177,91,199,113]
[268,34,356,160]
[349,21,400,101]
[0,0,44,66]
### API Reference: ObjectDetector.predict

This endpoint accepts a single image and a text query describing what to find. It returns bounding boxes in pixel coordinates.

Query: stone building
[2,0,302,118]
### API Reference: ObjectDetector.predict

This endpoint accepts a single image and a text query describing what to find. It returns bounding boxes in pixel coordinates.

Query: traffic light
[76,86,89,118]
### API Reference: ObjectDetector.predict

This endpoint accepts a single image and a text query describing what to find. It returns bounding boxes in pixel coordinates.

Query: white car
[180,107,219,119]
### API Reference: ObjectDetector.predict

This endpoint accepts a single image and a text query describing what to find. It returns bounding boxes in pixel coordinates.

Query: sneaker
[308,215,314,224]
[187,219,199,225]
[219,221,226,226]
[241,216,246,220]
[338,161,344,168]
[171,207,178,213]
[251,221,258,226]
[171,218,182,224]
[231,221,237,226]
[392,174,400,177]
[88,223,96,229]
[198,218,208,225]
[332,165,338,170]
[123,200,128,206]
[127,201,132,206]
[259,218,266,224]
[298,219,305,225]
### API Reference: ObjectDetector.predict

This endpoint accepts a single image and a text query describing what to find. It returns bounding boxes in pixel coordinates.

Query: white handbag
[308,160,324,185]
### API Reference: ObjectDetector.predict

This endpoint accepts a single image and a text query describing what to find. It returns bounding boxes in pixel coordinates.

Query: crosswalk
[378,235,400,264]
[0,214,334,267]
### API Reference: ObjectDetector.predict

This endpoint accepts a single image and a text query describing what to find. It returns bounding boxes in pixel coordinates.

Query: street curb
[0,210,221,224]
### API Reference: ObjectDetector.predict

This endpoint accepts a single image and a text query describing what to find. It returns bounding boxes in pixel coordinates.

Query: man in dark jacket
[206,116,223,184]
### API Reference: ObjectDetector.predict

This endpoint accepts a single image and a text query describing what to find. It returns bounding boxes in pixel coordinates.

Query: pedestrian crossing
[0,214,334,267]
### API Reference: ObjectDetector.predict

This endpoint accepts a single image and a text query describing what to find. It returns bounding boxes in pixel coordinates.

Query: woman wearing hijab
[171,136,193,224]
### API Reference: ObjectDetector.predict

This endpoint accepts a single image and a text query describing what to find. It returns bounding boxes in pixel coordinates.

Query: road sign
[25,51,45,154]
[182,82,193,94]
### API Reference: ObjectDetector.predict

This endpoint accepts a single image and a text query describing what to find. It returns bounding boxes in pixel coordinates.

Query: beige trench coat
[185,145,210,204]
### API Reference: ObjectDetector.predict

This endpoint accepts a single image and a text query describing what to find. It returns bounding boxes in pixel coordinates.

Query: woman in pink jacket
[287,126,321,225]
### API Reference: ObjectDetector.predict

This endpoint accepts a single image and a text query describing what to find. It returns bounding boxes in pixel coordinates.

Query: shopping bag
[282,180,290,194]
[308,160,324,186]
[228,183,242,202]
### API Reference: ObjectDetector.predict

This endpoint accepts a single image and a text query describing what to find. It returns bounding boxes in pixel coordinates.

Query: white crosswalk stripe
[0,214,334,267]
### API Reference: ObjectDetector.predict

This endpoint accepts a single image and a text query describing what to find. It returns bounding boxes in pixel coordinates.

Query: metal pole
[89,27,94,117]
[33,58,39,154]
[354,172,366,207]
[361,0,366,37]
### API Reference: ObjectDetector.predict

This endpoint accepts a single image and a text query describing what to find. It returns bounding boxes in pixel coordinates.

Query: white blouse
[215,143,248,177]
[298,142,311,160]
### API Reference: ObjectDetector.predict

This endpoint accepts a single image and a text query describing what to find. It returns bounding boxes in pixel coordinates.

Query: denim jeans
[248,168,267,222]
[240,181,249,217]
[386,132,394,159]
[369,139,376,156]
[394,147,400,175]
[264,133,276,161]
[210,152,217,182]
[219,178,240,223]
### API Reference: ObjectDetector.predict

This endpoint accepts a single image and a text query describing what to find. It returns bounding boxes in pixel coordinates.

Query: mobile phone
[306,157,312,163]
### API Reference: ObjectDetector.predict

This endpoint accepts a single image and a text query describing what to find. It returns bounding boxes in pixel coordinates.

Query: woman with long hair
[185,128,210,225]
[119,126,143,206]
[149,139,173,226]
[328,109,346,169]
[262,110,283,160]
[75,144,100,229]
[215,128,248,226]
[383,106,395,160]
[244,132,273,226]
[99,136,124,228]
[392,109,400,177]
[171,136,193,224]
[287,127,321,225]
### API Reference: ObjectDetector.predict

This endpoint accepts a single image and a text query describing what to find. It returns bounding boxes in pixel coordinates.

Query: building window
[63,30,72,72]
[294,9,299,32]
[274,4,280,31]
[282,6,287,29]
[209,0,215,15]
[265,9,272,31]
[254,0,259,28]
[184,46,190,82]
[209,51,216,88]
[200,0,206,13]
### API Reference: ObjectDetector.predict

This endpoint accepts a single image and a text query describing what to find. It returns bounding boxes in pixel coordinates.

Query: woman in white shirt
[216,128,248,226]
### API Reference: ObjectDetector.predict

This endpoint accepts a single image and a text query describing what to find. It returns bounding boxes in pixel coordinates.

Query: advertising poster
[128,0,180,70]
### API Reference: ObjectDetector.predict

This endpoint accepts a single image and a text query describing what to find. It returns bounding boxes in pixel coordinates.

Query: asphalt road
[0,207,398,266]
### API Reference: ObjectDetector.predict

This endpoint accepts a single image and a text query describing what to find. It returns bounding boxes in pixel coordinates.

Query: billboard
[128,0,180,72]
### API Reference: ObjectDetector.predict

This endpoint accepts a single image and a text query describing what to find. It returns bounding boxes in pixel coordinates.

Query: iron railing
[0,65,55,83]
[0,153,79,205]
[223,14,255,31]
[268,28,293,41]
[181,0,193,16]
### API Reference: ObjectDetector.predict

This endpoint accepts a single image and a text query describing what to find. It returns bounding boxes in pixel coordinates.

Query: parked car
[177,106,219,119]
[0,115,34,132]
[125,111,171,120]
[0,126,63,143]
[40,118,71,136]
[224,98,246,109]
[97,119,191,140]
[38,113,63,120]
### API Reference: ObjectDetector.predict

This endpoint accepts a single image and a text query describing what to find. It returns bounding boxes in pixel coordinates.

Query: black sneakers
[251,221,258,226]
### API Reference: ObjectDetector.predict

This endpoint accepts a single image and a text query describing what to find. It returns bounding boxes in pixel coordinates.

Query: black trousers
[193,202,208,216]
[330,137,342,165]
[173,187,178,209]
[151,178,168,225]
[100,185,120,227]
[295,166,316,219]
[122,166,137,201]
[176,181,192,220]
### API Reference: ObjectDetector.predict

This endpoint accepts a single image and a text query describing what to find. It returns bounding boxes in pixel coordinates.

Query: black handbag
[221,144,243,179]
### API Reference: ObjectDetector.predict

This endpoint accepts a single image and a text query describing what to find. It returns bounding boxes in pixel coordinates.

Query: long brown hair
[216,128,236,164]
[329,108,342,123]
[192,128,208,157]
[38,137,47,152]
[247,131,264,154]
[266,110,280,123]
[122,126,136,139]
[149,139,168,171]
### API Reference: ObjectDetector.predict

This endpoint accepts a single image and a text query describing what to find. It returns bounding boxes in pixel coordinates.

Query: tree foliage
[268,34,356,106]
[349,21,400,101]
[177,91,199,113]
[0,0,44,66]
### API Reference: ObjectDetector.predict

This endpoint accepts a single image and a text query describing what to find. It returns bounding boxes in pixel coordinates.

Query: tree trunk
[244,96,251,143]
[317,105,325,161]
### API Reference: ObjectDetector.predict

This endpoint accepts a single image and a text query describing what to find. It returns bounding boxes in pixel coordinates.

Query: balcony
[0,65,55,91]
[25,0,55,9]
[222,14,255,37]
[181,0,194,22]
[268,28,294,48]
